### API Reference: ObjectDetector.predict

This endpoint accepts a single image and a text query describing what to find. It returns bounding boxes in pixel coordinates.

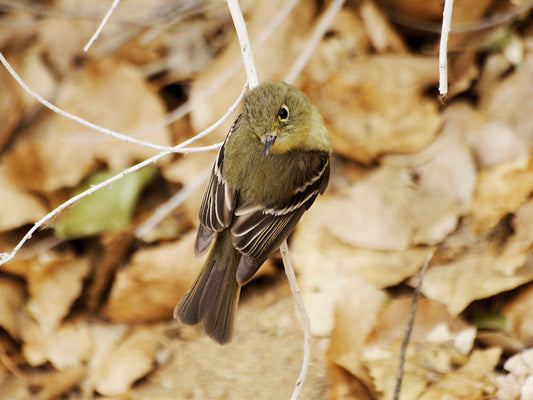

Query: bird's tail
[174,230,241,344]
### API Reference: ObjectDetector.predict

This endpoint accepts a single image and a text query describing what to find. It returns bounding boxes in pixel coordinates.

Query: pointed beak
[264,132,278,156]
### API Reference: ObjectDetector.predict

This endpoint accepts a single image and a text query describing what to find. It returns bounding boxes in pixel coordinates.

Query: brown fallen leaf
[292,211,431,336]
[504,284,533,345]
[4,58,170,193]
[419,348,501,400]
[420,198,533,315]
[93,327,158,396]
[0,66,22,151]
[32,367,86,400]
[23,319,93,371]
[362,298,477,400]
[303,53,441,164]
[9,46,57,116]
[328,365,373,400]
[480,46,533,145]
[25,252,90,335]
[0,277,25,340]
[471,157,533,232]
[82,322,128,397]
[0,165,48,232]
[105,232,202,322]
[312,132,475,251]
[327,277,386,396]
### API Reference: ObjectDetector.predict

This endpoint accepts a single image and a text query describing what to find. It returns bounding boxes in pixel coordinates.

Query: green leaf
[55,166,157,238]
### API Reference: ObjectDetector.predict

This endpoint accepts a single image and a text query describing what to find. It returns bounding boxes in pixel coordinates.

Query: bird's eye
[278,105,289,121]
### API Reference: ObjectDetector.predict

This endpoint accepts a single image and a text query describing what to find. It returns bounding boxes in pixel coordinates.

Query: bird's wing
[231,155,330,285]
[194,122,239,256]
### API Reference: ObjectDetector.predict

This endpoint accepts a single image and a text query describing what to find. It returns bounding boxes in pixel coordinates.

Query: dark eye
[278,105,289,121]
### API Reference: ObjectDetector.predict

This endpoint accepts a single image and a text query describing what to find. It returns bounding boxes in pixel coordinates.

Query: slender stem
[280,241,311,400]
[0,51,172,153]
[392,250,435,400]
[226,0,259,89]
[84,0,121,52]
[439,0,454,96]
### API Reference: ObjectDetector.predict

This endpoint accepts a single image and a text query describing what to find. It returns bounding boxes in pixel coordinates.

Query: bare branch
[439,0,454,96]
[84,0,122,52]
[0,79,249,268]
[393,250,435,400]
[0,51,173,153]
[280,241,311,400]
[226,0,259,89]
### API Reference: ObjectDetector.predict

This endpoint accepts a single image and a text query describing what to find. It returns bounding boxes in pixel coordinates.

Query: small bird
[174,82,332,344]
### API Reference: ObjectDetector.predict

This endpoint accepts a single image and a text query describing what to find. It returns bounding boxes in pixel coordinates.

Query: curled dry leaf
[93,328,157,396]
[106,231,202,322]
[4,59,170,193]
[421,198,533,315]
[0,164,48,233]
[0,277,25,339]
[303,53,441,164]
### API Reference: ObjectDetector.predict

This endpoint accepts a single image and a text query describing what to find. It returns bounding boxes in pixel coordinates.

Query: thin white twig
[84,0,122,52]
[0,140,221,268]
[439,0,454,96]
[178,83,247,148]
[135,166,211,238]
[135,84,247,238]
[0,82,250,268]
[393,250,435,400]
[285,0,345,84]
[226,0,259,89]
[0,51,172,153]
[280,241,311,400]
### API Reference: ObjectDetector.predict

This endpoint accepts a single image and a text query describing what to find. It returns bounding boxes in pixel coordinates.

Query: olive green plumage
[174,82,332,344]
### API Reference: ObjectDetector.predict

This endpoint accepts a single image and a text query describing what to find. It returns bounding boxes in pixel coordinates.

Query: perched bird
[174,82,332,344]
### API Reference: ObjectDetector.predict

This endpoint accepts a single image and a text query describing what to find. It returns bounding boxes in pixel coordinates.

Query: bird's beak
[264,132,278,156]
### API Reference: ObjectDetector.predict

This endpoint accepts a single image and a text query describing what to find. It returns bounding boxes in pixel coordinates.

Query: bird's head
[243,82,332,156]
